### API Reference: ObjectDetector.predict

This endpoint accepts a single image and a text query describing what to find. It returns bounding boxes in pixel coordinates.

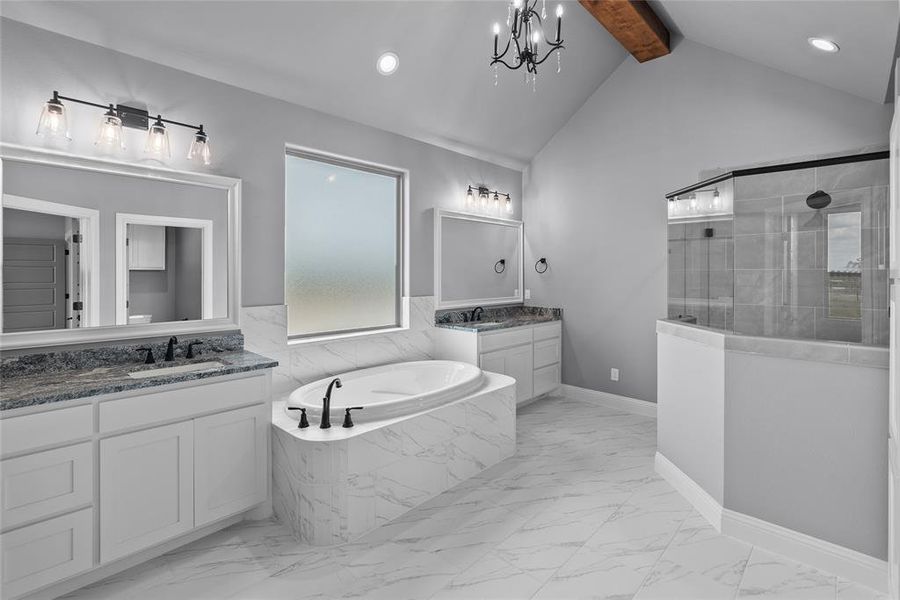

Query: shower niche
[667,151,889,346]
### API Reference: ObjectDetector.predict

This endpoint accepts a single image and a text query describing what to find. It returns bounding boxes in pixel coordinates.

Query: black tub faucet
[165,336,178,361]
[320,378,342,429]
[471,306,484,322]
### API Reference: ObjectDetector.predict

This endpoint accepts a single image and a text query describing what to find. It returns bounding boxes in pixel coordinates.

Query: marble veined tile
[431,552,547,599]
[634,513,752,600]
[737,547,837,599]
[837,577,889,600]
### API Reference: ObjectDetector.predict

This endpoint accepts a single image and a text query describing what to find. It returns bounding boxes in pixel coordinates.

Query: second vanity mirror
[1,144,240,349]
[434,209,523,309]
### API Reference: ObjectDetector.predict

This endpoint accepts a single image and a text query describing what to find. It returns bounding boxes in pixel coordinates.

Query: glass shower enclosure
[667,151,890,346]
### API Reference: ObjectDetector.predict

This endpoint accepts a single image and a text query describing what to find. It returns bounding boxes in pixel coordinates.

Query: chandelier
[491,0,564,89]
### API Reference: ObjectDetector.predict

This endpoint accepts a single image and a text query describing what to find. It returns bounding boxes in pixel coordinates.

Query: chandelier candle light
[36,90,212,165]
[491,0,564,89]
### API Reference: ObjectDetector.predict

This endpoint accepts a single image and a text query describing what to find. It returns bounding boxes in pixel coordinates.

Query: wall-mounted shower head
[806,190,832,209]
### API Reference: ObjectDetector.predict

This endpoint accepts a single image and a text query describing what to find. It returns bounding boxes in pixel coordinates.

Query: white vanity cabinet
[435,320,562,404]
[0,370,272,600]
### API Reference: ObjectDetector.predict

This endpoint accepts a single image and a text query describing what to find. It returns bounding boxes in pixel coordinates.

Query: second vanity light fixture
[465,185,513,215]
[36,91,212,165]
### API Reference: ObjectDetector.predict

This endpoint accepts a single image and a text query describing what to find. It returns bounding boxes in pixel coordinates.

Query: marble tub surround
[241,297,437,396]
[658,318,888,368]
[272,371,516,545]
[0,332,244,379]
[0,349,278,411]
[435,305,561,332]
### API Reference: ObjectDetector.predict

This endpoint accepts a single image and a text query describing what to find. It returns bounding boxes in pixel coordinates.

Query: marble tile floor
[63,395,883,600]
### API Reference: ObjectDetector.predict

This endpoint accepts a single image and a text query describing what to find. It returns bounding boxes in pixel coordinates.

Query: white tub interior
[285,360,484,422]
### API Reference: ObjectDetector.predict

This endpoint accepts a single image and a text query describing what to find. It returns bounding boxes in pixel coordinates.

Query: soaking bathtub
[285,360,484,423]
[272,360,516,545]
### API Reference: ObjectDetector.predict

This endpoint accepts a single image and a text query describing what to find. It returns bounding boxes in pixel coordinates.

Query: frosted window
[285,153,401,337]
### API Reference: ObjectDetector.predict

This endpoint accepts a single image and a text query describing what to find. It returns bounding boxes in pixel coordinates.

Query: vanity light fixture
[464,185,512,215]
[35,90,212,166]
[808,37,839,53]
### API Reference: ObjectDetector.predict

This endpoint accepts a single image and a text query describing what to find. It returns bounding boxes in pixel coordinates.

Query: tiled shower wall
[732,159,889,345]
[241,296,436,397]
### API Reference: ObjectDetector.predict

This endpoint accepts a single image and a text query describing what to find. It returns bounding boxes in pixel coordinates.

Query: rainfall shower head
[806,190,832,210]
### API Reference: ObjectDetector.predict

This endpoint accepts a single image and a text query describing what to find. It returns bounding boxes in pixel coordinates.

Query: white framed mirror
[434,209,524,309]
[0,143,241,349]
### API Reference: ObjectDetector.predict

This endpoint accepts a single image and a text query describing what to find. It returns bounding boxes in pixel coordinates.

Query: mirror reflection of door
[2,207,85,332]
[125,224,204,325]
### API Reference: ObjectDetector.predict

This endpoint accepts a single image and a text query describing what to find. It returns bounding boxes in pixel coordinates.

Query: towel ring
[494,259,506,274]
[535,257,548,274]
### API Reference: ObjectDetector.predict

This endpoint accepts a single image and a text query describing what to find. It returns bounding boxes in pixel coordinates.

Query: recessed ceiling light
[377,52,399,76]
[808,37,839,53]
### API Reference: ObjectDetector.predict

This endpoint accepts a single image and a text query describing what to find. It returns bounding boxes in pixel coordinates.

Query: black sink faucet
[471,306,484,322]
[186,340,204,359]
[320,378,342,429]
[165,336,178,361]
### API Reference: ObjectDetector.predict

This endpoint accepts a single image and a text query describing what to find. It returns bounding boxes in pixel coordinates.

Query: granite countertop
[435,314,560,333]
[1,350,278,412]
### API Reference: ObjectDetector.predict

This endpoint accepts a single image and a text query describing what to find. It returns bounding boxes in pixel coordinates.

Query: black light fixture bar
[50,90,204,132]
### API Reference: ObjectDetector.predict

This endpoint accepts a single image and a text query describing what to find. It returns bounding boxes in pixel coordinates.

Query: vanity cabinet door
[194,404,267,526]
[99,421,193,562]
[480,345,533,403]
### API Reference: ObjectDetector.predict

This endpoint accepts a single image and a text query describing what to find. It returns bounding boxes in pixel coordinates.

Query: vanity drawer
[533,363,561,397]
[533,321,561,342]
[99,374,266,433]
[0,508,93,599]
[479,327,533,353]
[533,338,561,369]
[1,404,93,458]
[1,443,93,531]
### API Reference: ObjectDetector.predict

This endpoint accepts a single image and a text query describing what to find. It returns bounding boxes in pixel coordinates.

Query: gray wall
[524,39,892,402]
[725,350,888,559]
[0,19,523,307]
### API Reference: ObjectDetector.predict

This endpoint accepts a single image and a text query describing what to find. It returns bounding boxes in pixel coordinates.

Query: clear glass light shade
[94,112,125,150]
[187,130,211,165]
[36,99,70,139]
[144,120,171,159]
[465,188,475,208]
[505,195,513,214]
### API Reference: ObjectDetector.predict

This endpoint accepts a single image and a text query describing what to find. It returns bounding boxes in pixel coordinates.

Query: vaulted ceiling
[1,0,897,169]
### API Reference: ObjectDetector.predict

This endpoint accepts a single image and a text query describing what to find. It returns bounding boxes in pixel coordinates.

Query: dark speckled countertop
[1,350,278,412]
[434,306,561,333]
[435,315,560,332]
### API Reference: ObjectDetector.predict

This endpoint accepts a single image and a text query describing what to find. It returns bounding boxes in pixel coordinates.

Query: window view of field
[826,211,862,320]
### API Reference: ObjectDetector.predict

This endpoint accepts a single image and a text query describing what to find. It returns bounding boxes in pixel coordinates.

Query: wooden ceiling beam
[578,0,671,63]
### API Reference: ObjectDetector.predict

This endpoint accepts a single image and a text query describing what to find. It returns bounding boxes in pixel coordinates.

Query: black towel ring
[535,257,548,274]
[494,259,506,274]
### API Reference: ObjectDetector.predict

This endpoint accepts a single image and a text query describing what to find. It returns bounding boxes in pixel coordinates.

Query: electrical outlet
[525,289,531,300]
[610,368,620,382]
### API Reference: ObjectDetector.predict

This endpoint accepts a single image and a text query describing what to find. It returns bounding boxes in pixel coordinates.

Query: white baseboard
[654,452,722,530]
[722,509,887,594]
[654,452,887,593]
[561,384,657,417]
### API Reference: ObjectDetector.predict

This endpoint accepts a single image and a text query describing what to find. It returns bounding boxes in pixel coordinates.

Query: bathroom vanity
[0,349,276,600]
[434,316,561,404]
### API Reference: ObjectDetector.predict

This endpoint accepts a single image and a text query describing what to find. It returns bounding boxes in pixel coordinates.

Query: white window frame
[284,144,409,344]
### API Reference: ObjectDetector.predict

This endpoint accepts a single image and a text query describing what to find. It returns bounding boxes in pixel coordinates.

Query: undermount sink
[128,361,225,379]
